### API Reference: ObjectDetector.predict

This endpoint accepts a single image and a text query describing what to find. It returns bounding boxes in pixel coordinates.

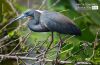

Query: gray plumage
[12,9,81,36]
[27,10,81,35]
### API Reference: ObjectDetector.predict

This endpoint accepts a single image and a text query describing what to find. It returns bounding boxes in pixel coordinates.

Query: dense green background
[0,0,100,65]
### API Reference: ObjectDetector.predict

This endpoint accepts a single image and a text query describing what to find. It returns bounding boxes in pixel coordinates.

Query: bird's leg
[44,32,54,54]
[55,33,63,64]
[58,33,63,45]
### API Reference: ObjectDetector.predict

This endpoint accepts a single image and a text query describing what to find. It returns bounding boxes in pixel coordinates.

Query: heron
[10,9,81,53]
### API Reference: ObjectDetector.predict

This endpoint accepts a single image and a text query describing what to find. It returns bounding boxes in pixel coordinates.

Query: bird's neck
[29,19,39,25]
[34,11,41,22]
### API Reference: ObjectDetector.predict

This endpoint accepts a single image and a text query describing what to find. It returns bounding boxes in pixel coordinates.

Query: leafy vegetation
[0,0,100,65]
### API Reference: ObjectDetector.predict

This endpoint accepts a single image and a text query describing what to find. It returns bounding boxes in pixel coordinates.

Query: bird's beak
[14,14,26,21]
[8,14,27,25]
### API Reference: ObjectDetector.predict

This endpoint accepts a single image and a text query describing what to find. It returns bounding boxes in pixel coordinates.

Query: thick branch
[0,54,71,64]
[0,54,92,64]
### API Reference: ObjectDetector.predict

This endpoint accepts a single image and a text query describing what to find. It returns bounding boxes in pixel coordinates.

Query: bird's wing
[28,19,49,32]
[40,11,81,35]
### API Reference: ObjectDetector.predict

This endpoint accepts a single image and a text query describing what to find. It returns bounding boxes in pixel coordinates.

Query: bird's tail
[71,26,81,36]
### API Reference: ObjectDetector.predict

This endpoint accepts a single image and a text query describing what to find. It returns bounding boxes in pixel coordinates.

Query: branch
[39,0,47,9]
[0,54,72,64]
[6,0,18,15]
[0,20,28,44]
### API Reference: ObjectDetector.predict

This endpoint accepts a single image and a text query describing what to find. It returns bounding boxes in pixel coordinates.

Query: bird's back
[40,11,81,36]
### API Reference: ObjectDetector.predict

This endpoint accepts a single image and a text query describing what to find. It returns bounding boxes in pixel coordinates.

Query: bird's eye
[24,12,29,15]
[24,11,33,16]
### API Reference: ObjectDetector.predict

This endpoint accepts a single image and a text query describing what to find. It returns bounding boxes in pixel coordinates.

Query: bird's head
[11,9,43,22]
[14,9,35,21]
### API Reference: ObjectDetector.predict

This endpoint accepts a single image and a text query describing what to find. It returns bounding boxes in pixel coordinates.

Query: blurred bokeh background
[0,0,100,65]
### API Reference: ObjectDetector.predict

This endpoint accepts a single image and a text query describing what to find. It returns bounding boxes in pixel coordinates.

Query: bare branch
[0,54,72,64]
[39,0,47,9]
[50,0,60,8]
[6,0,18,15]
[0,54,92,64]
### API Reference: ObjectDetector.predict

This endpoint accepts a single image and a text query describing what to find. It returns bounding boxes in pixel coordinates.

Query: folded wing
[40,11,81,35]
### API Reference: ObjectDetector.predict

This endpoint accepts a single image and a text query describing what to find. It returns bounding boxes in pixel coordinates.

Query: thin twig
[8,31,31,55]
[16,55,27,65]
[39,0,47,9]
[1,0,18,31]
[50,0,60,8]
[11,52,28,55]
[65,47,84,60]
[44,32,53,55]
[0,38,19,49]
[6,0,18,15]
[38,35,50,51]
[89,30,99,60]
[16,57,19,65]
[0,20,29,45]
[25,42,41,56]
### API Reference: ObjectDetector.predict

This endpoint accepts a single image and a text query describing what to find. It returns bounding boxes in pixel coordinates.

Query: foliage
[48,0,100,64]
[0,0,100,65]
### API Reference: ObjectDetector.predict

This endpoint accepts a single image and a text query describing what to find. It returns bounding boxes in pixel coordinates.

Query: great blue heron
[10,9,81,53]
